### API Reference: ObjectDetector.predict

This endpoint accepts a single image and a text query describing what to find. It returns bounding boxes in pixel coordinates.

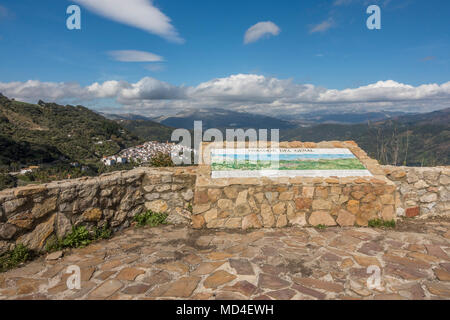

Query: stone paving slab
[0,219,449,300]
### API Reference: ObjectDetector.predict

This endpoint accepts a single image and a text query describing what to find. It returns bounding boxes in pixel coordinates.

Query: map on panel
[211,148,372,178]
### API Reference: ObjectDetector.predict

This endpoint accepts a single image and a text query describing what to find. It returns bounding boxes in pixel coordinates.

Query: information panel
[211,148,373,178]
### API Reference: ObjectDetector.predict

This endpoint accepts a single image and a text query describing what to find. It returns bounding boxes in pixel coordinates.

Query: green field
[211,158,366,171]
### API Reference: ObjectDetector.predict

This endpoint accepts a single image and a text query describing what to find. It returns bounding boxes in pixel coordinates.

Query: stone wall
[192,179,397,230]
[383,166,449,218]
[0,167,196,253]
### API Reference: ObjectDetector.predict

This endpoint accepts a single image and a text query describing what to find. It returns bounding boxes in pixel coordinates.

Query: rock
[115,267,145,281]
[275,214,288,227]
[347,200,359,214]
[207,189,222,202]
[312,199,332,210]
[380,194,394,205]
[89,280,123,299]
[159,277,200,297]
[258,274,290,290]
[295,198,312,210]
[273,202,286,215]
[382,205,395,221]
[315,187,328,198]
[224,186,238,199]
[390,170,406,180]
[204,209,218,224]
[420,193,438,203]
[191,215,205,229]
[260,204,275,227]
[46,251,63,261]
[31,197,57,219]
[224,218,242,228]
[440,174,450,185]
[309,211,336,226]
[145,200,168,213]
[336,210,355,227]
[2,198,27,215]
[81,208,102,222]
[0,223,17,240]
[288,212,307,226]
[181,189,194,201]
[193,203,210,214]
[218,199,234,211]
[242,214,262,230]
[279,192,294,201]
[406,207,420,218]
[194,190,208,204]
[302,187,315,198]
[17,215,55,251]
[204,270,237,288]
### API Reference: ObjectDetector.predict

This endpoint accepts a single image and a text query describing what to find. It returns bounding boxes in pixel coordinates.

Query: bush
[62,226,92,248]
[46,224,114,252]
[149,152,174,167]
[0,244,31,273]
[133,210,168,227]
[368,219,396,229]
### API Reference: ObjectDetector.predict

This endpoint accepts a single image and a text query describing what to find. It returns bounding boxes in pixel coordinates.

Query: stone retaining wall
[192,179,397,230]
[0,167,196,253]
[382,166,450,218]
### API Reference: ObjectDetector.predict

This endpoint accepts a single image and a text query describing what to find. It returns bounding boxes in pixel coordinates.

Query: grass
[0,244,32,273]
[368,219,396,229]
[211,158,366,171]
[45,224,113,252]
[133,210,169,227]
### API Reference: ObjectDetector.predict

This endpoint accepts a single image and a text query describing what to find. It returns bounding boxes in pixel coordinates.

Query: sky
[0,0,449,117]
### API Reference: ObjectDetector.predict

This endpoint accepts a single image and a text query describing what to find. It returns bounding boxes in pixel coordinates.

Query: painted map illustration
[211,148,372,178]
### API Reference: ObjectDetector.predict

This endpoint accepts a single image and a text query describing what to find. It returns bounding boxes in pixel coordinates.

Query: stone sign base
[192,141,397,229]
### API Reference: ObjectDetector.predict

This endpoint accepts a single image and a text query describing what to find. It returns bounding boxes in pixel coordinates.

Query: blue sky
[0,0,449,117]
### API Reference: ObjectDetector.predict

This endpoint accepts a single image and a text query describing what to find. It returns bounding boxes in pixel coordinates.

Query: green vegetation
[0,95,141,168]
[281,109,450,166]
[368,219,396,229]
[133,210,169,227]
[45,224,113,252]
[149,152,175,167]
[118,119,174,142]
[212,158,366,171]
[0,244,32,273]
[315,224,327,230]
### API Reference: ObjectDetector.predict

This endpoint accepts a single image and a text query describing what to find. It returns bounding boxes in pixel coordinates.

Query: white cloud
[72,0,184,43]
[1,75,449,117]
[310,19,335,33]
[108,50,164,62]
[244,21,281,44]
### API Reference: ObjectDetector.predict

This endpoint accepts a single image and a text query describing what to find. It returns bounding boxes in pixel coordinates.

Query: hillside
[281,108,450,166]
[0,94,141,167]
[117,119,175,142]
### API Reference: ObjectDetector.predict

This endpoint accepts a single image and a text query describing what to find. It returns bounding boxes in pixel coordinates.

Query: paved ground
[1,219,450,300]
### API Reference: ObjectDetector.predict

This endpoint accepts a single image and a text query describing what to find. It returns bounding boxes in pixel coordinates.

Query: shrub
[368,219,396,229]
[133,210,168,227]
[46,224,114,252]
[62,226,92,248]
[149,152,174,167]
[0,244,31,273]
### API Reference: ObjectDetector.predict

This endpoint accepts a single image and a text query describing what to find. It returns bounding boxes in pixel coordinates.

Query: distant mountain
[0,95,141,167]
[99,112,153,121]
[281,108,450,166]
[282,111,409,124]
[158,108,296,130]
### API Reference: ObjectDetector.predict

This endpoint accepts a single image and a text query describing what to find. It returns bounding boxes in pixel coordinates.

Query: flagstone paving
[1,219,449,300]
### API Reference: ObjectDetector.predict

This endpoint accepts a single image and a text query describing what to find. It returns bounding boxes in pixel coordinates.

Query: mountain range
[0,94,448,168]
